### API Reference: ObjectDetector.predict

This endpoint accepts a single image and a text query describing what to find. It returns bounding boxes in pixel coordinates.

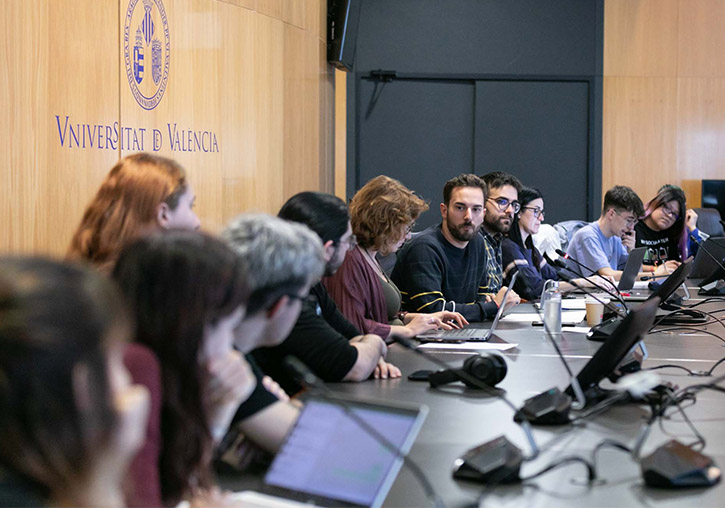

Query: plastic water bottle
[542,280,562,336]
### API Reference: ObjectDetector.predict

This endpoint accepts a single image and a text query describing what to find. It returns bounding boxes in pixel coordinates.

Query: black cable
[567,391,630,423]
[648,326,725,343]
[590,438,632,476]
[682,297,725,308]
[519,456,596,482]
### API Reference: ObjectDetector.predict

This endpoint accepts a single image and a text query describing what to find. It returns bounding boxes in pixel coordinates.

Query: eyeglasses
[661,203,680,220]
[487,197,521,214]
[521,206,545,219]
[614,209,639,228]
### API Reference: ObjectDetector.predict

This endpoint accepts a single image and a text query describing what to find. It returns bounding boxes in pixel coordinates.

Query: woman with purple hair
[635,184,703,269]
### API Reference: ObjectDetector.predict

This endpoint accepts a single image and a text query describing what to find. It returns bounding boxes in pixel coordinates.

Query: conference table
[225,284,725,507]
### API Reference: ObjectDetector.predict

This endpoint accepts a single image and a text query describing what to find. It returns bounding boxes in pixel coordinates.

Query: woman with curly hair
[67,152,200,272]
[325,175,466,341]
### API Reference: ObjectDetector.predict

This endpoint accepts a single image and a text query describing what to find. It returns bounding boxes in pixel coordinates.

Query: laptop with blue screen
[234,395,427,507]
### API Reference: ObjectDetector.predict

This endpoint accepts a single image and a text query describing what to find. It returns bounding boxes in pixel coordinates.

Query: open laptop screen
[264,397,427,508]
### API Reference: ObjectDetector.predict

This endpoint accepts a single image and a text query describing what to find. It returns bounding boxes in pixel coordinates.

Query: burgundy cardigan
[324,247,393,341]
[123,343,164,508]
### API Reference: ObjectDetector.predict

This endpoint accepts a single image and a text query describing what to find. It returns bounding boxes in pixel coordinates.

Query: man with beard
[393,174,520,322]
[250,192,398,396]
[481,171,524,298]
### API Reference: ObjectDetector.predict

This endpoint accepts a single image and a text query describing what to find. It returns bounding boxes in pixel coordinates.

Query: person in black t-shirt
[635,184,704,268]
[222,213,326,453]
[252,192,397,397]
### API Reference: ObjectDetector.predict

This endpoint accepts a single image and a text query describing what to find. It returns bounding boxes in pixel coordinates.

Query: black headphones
[428,353,507,389]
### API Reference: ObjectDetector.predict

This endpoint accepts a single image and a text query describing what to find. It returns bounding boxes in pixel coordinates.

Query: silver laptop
[417,272,518,343]
[249,395,427,508]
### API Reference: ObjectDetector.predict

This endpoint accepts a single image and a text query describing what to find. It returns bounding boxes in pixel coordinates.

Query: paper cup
[585,297,609,327]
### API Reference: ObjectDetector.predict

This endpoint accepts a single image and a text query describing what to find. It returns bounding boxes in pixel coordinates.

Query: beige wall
[1,0,334,255]
[604,0,725,208]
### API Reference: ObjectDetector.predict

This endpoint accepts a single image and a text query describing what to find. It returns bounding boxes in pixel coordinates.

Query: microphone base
[641,440,721,489]
[514,387,571,425]
[452,436,522,484]
[698,279,725,296]
[587,316,623,342]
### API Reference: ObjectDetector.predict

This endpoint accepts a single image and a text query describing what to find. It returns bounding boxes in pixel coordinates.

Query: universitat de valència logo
[124,0,170,110]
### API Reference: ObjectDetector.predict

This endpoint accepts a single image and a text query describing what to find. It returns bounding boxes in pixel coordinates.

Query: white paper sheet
[501,310,587,325]
[417,341,519,352]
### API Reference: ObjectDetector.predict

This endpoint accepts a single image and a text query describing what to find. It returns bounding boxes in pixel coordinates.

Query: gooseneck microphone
[283,356,445,508]
[551,250,628,309]
[548,257,628,315]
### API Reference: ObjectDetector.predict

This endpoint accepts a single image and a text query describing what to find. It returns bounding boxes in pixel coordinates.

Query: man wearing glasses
[481,172,524,300]
[566,185,645,280]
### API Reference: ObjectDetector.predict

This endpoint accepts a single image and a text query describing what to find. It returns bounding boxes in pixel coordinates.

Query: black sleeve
[231,354,277,422]
[317,283,361,339]
[251,297,360,395]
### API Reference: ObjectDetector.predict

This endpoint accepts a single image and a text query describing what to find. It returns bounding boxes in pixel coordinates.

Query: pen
[531,322,577,327]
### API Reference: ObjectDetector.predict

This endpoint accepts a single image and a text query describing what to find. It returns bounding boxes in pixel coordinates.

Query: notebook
[417,271,518,343]
[241,395,428,508]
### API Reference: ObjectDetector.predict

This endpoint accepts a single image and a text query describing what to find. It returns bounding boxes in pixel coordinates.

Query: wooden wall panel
[2,0,120,255]
[676,78,725,204]
[604,0,725,209]
[1,0,334,254]
[678,0,725,77]
[334,69,346,198]
[253,13,285,214]
[604,0,678,77]
[1,1,50,253]
[603,77,678,201]
[220,3,256,222]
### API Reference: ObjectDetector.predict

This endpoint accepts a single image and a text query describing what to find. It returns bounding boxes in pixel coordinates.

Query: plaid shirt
[481,229,503,297]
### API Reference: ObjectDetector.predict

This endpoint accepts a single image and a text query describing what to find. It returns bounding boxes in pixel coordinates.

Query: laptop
[689,237,725,279]
[617,247,647,291]
[623,258,693,304]
[237,395,428,508]
[416,272,518,343]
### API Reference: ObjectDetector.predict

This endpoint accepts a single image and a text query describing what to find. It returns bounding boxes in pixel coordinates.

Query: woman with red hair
[67,153,200,271]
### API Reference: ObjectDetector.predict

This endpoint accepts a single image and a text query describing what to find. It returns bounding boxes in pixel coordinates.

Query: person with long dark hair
[635,184,703,268]
[0,257,149,507]
[502,187,592,300]
[113,231,255,507]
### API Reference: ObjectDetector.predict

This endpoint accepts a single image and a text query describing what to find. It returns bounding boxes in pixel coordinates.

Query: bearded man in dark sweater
[392,174,520,322]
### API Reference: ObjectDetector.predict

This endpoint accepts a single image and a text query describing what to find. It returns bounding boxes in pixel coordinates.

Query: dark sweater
[391,225,499,322]
[501,237,558,301]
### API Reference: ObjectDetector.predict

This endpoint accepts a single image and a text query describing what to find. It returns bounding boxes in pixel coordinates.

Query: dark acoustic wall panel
[347,0,604,221]
[474,80,590,224]
[355,79,474,230]
[354,0,599,75]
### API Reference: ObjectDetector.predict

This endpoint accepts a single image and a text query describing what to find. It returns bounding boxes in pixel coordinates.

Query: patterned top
[481,229,503,297]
